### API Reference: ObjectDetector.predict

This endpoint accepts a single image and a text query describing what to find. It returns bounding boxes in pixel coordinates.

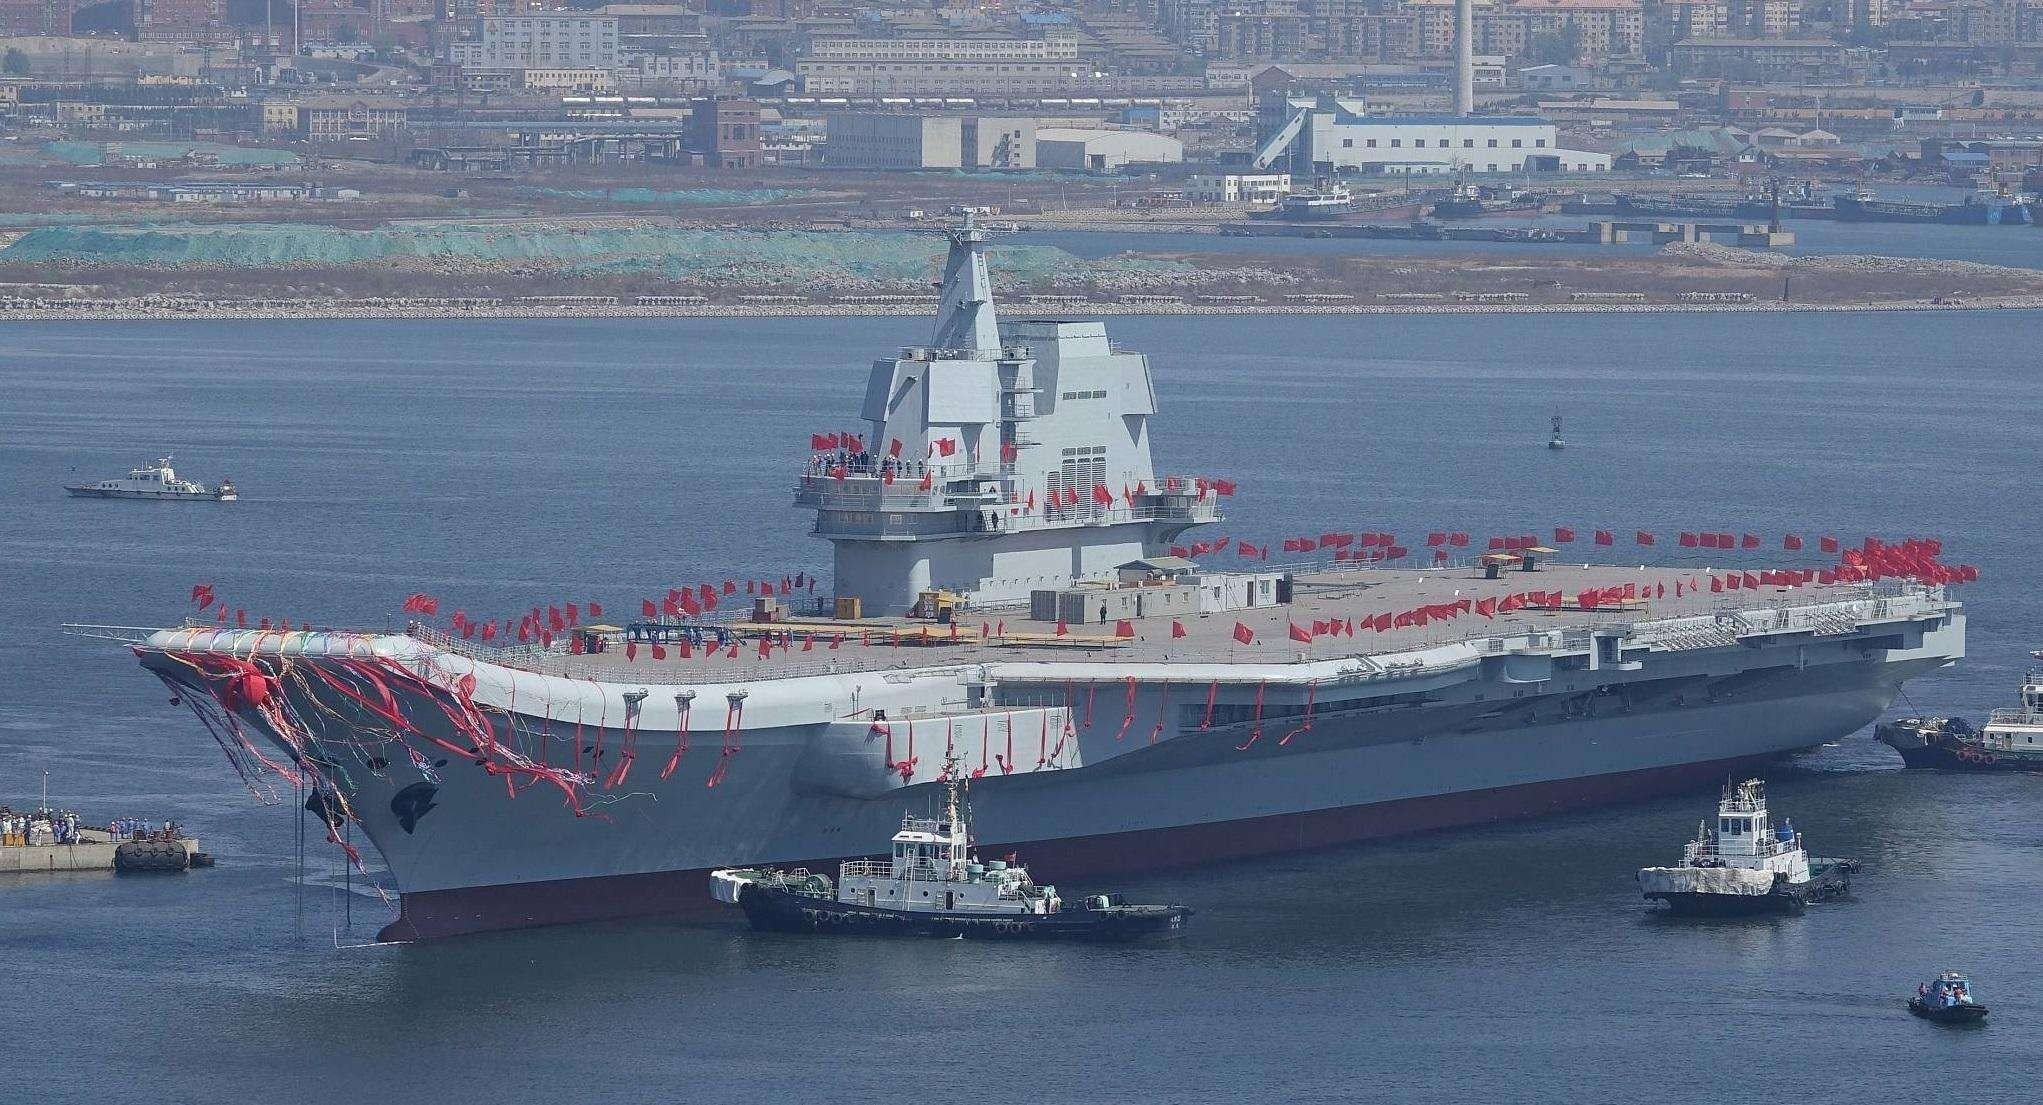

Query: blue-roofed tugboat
[1637,779,1855,916]
[1877,664,2043,771]
[711,760,1190,941]
[1910,972,1989,1024]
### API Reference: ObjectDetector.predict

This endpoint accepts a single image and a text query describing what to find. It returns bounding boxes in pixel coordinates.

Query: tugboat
[1910,972,1989,1024]
[1547,415,1566,450]
[65,457,235,501]
[1876,666,2043,770]
[710,761,1191,941]
[1638,779,1856,916]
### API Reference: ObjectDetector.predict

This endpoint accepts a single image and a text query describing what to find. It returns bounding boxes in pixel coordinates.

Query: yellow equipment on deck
[909,589,963,622]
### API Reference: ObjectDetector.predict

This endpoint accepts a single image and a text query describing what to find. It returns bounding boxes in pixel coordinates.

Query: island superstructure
[798,214,1215,615]
[116,214,1966,941]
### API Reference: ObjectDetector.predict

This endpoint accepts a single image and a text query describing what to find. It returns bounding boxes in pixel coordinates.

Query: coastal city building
[447,15,622,70]
[1255,97,1611,174]
[797,35,1087,95]
[1036,127,1185,170]
[824,113,1038,170]
[1186,172,1294,204]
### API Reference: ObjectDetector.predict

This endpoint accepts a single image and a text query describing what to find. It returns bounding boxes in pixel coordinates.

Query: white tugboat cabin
[836,782,1060,916]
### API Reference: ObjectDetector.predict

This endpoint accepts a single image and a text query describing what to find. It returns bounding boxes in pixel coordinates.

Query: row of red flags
[1165,530,1952,568]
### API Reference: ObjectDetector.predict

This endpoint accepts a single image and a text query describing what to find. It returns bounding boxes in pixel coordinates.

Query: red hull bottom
[378,752,1783,942]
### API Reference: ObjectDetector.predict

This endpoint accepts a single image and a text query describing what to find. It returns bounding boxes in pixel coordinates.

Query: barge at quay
[108,213,1966,941]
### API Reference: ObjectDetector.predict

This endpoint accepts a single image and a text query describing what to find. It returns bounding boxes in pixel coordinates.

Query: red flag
[888,438,902,458]
[641,598,657,618]
[1232,622,1255,645]
[1594,530,1614,546]
[1635,531,1655,546]
[1742,572,1760,589]
[1055,620,1068,636]
[1171,621,1187,639]
[1784,534,1804,551]
[1741,534,1760,549]
[650,643,668,660]
[723,580,736,595]
[1699,532,1719,549]
[1427,532,1446,547]
[1114,620,1135,638]
[1288,623,1312,643]
[1476,598,1496,618]
[1679,532,1697,547]
[1820,535,1840,553]
[1554,527,1576,544]
[919,472,933,492]
[626,642,639,661]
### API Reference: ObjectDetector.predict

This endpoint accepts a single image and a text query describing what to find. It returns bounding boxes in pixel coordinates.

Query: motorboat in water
[65,458,235,501]
[1910,972,1989,1024]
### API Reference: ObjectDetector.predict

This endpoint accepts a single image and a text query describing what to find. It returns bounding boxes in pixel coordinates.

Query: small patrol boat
[1638,779,1855,916]
[65,457,235,501]
[1910,972,1989,1024]
[1877,665,2043,770]
[710,761,1191,941]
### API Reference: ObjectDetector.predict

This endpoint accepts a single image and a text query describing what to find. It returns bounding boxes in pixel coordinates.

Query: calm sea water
[3,311,2041,1104]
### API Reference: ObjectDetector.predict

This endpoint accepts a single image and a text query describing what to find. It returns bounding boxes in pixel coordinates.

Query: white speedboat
[65,457,235,501]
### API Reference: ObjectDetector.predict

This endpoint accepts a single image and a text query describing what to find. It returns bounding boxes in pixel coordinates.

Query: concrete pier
[1592,220,1795,247]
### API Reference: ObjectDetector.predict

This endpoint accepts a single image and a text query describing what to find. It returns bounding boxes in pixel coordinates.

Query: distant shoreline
[5,298,2041,322]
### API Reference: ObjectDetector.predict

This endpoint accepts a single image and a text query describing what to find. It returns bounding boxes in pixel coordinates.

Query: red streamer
[659,693,692,780]
[1235,681,1268,751]
[1278,681,1317,747]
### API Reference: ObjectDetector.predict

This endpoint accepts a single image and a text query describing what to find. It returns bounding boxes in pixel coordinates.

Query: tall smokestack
[1454,0,1474,117]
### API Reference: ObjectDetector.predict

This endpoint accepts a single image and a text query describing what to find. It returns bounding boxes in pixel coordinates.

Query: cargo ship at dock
[1832,184,2034,226]
[106,213,1967,941]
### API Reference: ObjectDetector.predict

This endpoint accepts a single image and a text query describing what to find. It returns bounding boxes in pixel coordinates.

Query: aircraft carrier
[117,214,1966,940]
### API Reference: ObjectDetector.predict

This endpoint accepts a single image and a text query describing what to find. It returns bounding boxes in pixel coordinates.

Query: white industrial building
[1036,128,1183,171]
[447,16,622,71]
[1254,97,1610,176]
[825,114,1037,170]
[1186,173,1292,205]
